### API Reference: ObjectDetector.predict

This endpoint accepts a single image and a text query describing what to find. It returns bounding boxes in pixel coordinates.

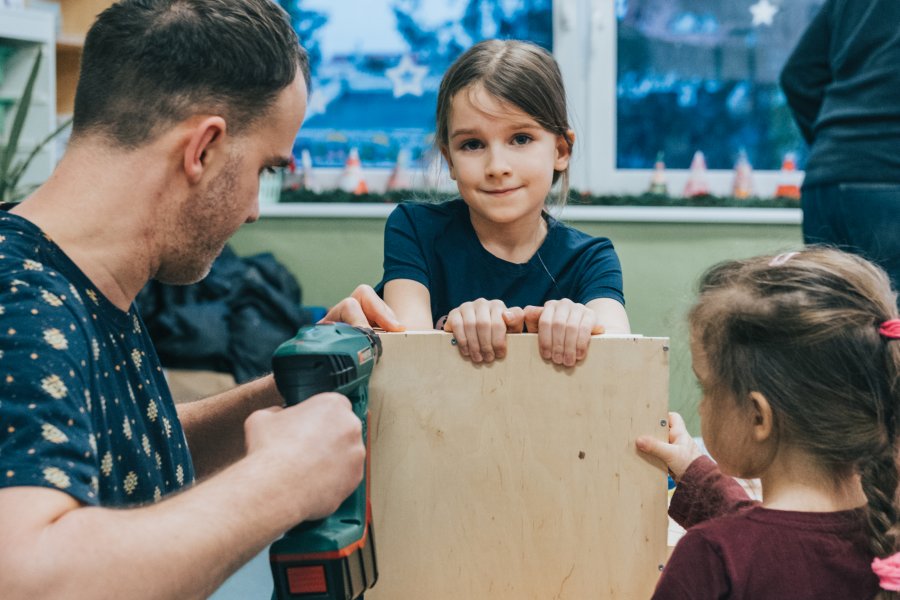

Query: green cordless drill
[269,323,381,600]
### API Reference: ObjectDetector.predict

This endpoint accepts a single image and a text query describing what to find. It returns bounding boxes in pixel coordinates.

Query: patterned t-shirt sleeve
[0,269,99,505]
[377,204,430,292]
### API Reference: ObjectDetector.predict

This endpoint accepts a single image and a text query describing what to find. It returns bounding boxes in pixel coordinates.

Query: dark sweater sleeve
[652,530,731,600]
[669,456,758,529]
[780,0,834,144]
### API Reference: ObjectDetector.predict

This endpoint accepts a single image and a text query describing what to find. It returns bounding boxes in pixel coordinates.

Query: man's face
[157,75,307,285]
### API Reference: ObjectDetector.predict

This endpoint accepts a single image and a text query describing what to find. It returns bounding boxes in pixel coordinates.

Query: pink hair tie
[768,251,799,267]
[880,319,900,340]
[873,554,900,591]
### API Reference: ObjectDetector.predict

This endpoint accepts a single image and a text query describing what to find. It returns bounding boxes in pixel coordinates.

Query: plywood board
[368,332,669,599]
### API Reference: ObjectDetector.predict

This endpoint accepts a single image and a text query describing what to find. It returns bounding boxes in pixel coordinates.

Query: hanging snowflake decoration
[385,54,429,98]
[750,0,779,27]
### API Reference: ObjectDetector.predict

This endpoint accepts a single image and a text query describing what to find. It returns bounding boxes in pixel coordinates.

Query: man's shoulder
[0,253,90,334]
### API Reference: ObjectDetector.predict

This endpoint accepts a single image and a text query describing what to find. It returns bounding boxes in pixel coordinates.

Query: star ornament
[750,0,779,26]
[386,54,429,98]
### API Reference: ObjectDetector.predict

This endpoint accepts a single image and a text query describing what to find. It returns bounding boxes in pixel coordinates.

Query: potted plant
[0,47,71,203]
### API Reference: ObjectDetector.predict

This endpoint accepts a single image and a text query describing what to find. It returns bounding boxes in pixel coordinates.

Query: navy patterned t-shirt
[0,212,194,507]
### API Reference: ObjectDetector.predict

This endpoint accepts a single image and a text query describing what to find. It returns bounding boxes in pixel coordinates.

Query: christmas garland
[277,188,801,209]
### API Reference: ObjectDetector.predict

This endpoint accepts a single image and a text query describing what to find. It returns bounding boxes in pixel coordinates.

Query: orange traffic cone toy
[732,149,754,199]
[386,149,412,191]
[774,153,801,200]
[683,150,710,197]
[338,147,369,195]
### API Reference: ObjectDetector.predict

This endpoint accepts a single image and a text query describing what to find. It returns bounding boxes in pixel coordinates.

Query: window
[280,0,553,171]
[278,0,824,197]
[567,0,824,195]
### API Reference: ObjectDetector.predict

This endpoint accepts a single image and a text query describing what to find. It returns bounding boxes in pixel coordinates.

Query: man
[781,0,900,304]
[0,1,400,597]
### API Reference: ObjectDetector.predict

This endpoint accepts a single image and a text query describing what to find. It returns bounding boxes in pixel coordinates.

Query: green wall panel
[230,216,802,435]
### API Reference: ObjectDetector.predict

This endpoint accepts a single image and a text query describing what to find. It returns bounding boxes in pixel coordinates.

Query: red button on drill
[287,565,328,594]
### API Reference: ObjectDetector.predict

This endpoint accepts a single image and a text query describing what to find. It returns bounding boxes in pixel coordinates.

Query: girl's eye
[262,166,278,175]
[460,140,483,151]
[512,134,532,145]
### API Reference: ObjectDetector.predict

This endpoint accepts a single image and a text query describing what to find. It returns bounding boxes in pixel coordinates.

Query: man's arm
[0,393,364,600]
[780,1,833,144]
[176,375,280,479]
[179,284,403,479]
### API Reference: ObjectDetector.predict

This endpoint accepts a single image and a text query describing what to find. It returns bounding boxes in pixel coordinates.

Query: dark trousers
[802,183,900,307]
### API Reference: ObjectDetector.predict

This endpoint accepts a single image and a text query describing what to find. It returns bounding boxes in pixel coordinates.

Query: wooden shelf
[57,0,112,38]
[53,0,113,115]
[55,33,84,52]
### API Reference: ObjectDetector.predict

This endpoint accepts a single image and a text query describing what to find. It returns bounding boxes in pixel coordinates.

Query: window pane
[280,0,553,169]
[616,0,824,170]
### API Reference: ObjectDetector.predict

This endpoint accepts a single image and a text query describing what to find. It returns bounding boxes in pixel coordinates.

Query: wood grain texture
[368,332,669,599]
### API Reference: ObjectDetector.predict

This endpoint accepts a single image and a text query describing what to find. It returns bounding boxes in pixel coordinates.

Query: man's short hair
[72,0,309,148]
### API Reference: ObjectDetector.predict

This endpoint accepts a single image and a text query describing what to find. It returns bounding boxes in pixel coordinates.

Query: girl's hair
[435,39,573,207]
[689,247,900,585]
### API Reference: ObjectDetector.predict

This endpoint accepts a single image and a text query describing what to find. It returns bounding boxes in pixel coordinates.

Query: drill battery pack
[270,523,377,599]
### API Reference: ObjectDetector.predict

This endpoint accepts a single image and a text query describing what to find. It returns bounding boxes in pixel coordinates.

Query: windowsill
[259,203,802,225]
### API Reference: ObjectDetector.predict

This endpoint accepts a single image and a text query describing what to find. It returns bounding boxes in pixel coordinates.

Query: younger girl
[376,40,629,367]
[636,247,900,599]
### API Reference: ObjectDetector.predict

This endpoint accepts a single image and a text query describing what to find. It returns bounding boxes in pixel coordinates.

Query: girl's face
[441,84,571,231]
[691,335,759,478]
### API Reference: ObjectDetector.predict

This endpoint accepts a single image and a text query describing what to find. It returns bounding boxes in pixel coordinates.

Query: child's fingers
[443,309,469,358]
[502,307,526,333]
[667,412,691,442]
[537,302,555,360]
[523,305,542,333]
[461,302,482,362]
[635,435,682,471]
[550,300,572,364]
[635,435,672,460]
[561,305,586,367]
[573,310,596,363]
[490,303,508,359]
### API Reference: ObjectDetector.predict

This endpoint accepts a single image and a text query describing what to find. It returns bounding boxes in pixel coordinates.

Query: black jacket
[137,246,311,383]
[781,0,900,187]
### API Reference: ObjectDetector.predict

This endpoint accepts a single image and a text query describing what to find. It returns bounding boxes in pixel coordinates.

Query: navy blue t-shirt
[0,213,194,507]
[376,200,625,327]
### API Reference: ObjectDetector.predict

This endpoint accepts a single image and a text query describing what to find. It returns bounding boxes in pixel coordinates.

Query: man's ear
[440,146,456,181]
[554,129,575,171]
[183,116,227,184]
[748,391,774,443]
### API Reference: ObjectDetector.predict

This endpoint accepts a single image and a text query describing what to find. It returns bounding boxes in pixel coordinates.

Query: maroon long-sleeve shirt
[652,456,879,599]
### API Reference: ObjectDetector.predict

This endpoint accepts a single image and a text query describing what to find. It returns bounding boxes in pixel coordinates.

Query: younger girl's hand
[635,412,703,482]
[525,299,605,367]
[443,298,517,363]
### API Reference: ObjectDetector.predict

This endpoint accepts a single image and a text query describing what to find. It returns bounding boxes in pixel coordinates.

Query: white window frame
[556,0,803,197]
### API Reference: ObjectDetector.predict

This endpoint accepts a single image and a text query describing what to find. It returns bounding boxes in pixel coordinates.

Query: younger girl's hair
[688,247,900,596]
[435,39,574,207]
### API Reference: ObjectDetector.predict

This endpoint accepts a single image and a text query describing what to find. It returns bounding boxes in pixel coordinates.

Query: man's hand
[635,412,703,482]
[321,284,404,332]
[243,393,365,521]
